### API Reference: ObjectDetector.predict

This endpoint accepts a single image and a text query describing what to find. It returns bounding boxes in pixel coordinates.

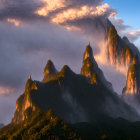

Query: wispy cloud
[126,30,140,42]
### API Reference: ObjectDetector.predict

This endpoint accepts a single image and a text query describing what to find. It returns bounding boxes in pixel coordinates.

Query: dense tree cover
[0,109,81,140]
[71,116,140,140]
[2,112,140,140]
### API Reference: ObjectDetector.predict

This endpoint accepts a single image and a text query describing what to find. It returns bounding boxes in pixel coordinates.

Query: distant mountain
[105,22,140,112]
[106,24,140,69]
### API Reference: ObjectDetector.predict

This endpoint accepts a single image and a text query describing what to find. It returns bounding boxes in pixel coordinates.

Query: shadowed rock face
[12,44,140,125]
[106,25,140,69]
[43,60,57,82]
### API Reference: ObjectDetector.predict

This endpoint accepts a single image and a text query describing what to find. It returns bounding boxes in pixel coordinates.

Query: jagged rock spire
[83,42,94,62]
[28,74,32,80]
[81,43,98,78]
[88,41,90,46]
[43,60,57,82]
[123,55,140,95]
[44,60,57,75]
[81,43,113,90]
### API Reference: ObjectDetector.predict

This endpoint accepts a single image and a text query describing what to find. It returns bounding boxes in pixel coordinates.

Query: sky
[0,0,140,124]
[104,0,140,46]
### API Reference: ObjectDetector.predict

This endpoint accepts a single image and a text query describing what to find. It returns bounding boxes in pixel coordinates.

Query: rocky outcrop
[12,75,39,124]
[43,60,57,82]
[81,43,113,89]
[123,55,140,95]
[122,55,140,113]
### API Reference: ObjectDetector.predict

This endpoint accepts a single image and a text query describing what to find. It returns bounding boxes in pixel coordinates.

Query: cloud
[109,17,140,44]
[0,0,116,25]
[7,18,21,26]
[109,17,130,33]
[125,30,140,42]
[0,86,16,95]
[51,4,116,24]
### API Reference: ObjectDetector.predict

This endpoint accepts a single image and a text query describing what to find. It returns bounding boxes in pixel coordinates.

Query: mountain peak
[81,43,97,78]
[44,60,57,75]
[88,41,90,46]
[43,60,57,82]
[81,43,113,90]
[108,25,118,39]
[123,36,130,43]
[83,43,94,62]
[59,65,74,77]
[28,74,32,80]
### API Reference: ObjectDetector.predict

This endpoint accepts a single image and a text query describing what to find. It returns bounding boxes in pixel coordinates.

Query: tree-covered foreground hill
[1,110,140,140]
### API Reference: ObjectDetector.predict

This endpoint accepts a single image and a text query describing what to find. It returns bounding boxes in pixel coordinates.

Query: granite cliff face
[122,55,140,114]
[106,25,140,70]
[123,55,140,95]
[12,75,39,124]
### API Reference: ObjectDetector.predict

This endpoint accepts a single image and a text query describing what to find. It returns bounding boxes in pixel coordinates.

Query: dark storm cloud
[0,0,37,20]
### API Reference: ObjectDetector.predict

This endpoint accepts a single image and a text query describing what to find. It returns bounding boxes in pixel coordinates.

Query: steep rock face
[81,43,113,89]
[123,55,140,95]
[43,60,57,82]
[12,75,39,124]
[122,56,140,114]
[106,25,140,69]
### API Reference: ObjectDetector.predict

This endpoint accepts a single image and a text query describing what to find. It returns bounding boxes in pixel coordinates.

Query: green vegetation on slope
[0,109,81,140]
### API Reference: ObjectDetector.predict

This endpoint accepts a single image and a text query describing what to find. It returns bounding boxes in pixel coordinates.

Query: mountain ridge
[11,43,140,126]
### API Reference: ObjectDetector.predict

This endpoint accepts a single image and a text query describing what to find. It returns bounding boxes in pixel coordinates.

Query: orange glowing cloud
[51,4,116,24]
[7,18,21,26]
[0,86,15,95]
[129,30,140,36]
[65,26,81,31]
[35,0,66,16]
